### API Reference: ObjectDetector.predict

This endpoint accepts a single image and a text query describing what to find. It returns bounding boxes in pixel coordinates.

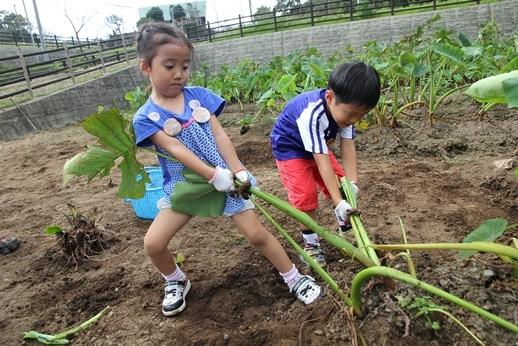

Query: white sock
[280,264,302,291]
[302,232,320,246]
[162,266,186,282]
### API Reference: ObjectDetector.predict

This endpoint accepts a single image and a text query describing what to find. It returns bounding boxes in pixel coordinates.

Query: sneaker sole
[162,280,191,317]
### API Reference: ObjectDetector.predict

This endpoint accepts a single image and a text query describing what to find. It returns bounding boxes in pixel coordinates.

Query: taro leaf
[44,226,63,235]
[170,168,225,217]
[63,146,118,186]
[458,32,472,47]
[81,108,134,155]
[460,218,508,259]
[117,152,148,199]
[502,77,518,107]
[432,43,464,64]
[462,46,482,58]
[464,70,518,104]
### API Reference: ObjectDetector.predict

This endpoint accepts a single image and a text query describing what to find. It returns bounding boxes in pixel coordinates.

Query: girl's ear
[139,59,151,75]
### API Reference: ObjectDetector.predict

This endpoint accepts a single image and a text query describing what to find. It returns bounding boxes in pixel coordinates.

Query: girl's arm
[340,137,359,184]
[210,115,246,173]
[150,130,215,180]
[313,153,343,206]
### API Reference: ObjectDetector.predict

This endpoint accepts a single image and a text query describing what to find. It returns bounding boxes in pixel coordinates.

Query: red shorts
[275,152,345,211]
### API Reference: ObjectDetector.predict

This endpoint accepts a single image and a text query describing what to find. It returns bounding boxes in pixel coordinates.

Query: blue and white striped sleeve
[296,100,329,154]
[338,125,356,140]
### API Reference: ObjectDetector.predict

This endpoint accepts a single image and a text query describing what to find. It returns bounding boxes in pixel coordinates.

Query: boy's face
[325,89,371,128]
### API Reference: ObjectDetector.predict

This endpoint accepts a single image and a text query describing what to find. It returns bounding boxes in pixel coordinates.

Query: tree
[0,10,31,42]
[274,0,301,13]
[106,15,124,36]
[146,7,164,22]
[172,5,186,21]
[254,6,272,21]
[64,1,97,48]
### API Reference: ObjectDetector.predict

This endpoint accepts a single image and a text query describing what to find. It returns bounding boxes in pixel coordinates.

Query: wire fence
[0,35,136,100]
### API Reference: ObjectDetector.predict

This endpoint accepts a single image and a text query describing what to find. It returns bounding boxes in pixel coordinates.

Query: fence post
[12,32,18,46]
[238,15,244,37]
[310,1,314,26]
[63,41,76,85]
[96,38,106,74]
[390,0,394,15]
[207,21,212,42]
[349,0,354,21]
[54,35,58,48]
[17,48,33,99]
[120,34,129,64]
[433,0,436,10]
[273,10,278,32]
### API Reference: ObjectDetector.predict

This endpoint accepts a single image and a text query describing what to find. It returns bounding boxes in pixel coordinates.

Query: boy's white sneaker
[291,275,324,304]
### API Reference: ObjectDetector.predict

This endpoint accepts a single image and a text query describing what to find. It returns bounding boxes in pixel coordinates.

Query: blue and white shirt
[271,89,355,161]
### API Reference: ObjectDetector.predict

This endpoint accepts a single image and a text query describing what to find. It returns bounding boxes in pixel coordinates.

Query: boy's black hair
[327,62,381,108]
[136,22,193,63]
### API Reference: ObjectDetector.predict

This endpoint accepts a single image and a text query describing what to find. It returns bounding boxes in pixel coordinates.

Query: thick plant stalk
[253,200,351,305]
[350,267,518,333]
[340,177,380,265]
[372,242,518,261]
[248,185,377,268]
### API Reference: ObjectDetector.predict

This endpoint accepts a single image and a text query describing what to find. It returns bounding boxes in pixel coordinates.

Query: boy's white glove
[351,181,359,195]
[334,199,358,226]
[234,169,249,184]
[209,166,235,192]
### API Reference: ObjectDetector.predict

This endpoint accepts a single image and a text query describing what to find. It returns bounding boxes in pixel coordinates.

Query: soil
[1,96,517,346]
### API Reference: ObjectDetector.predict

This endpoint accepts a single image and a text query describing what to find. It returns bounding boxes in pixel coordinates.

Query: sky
[2,0,278,39]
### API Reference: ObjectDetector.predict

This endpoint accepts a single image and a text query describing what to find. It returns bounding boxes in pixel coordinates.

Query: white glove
[234,169,249,184]
[209,166,235,192]
[334,199,357,226]
[351,181,359,196]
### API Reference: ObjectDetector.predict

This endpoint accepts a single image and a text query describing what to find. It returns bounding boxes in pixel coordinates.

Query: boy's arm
[210,114,246,173]
[340,138,359,184]
[313,153,343,206]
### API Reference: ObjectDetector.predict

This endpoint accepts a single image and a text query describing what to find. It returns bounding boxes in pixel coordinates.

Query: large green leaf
[117,153,148,199]
[81,109,134,154]
[460,218,508,259]
[432,43,464,64]
[63,146,118,186]
[464,70,518,104]
[502,78,518,107]
[170,168,225,217]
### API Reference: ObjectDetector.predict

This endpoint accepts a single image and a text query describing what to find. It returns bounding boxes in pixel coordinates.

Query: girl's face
[140,41,191,99]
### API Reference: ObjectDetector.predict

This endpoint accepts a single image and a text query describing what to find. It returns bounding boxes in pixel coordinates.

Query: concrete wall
[0,66,146,140]
[193,0,518,72]
[1,0,517,140]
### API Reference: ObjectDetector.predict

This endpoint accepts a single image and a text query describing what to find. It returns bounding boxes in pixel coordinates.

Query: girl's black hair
[327,62,381,108]
[136,22,193,63]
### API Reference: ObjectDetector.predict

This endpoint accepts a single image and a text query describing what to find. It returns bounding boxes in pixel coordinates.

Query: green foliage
[44,226,64,236]
[397,295,443,330]
[63,109,149,199]
[464,70,518,106]
[461,218,508,259]
[124,86,149,113]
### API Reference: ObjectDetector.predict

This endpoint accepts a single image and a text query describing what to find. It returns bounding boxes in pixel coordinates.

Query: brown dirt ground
[1,96,517,345]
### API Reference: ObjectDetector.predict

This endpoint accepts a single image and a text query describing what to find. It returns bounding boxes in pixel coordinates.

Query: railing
[0,36,136,100]
[180,0,480,42]
[0,31,95,48]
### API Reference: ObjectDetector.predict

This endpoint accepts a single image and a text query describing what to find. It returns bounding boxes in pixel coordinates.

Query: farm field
[0,97,517,345]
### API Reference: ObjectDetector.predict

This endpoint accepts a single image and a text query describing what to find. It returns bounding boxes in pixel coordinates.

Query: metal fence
[181,0,480,42]
[0,35,136,100]
[0,31,95,48]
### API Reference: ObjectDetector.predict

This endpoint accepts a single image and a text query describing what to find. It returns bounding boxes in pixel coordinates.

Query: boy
[270,61,381,265]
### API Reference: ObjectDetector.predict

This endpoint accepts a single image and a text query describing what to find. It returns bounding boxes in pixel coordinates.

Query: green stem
[253,200,351,305]
[350,267,518,333]
[248,185,377,268]
[141,147,178,163]
[393,100,427,119]
[419,308,486,346]
[372,242,518,260]
[390,252,417,278]
[398,217,416,278]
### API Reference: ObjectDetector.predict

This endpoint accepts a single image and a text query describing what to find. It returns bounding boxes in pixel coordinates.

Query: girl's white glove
[234,169,249,183]
[334,199,357,226]
[209,166,235,192]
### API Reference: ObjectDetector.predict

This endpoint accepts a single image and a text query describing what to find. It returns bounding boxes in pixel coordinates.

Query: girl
[133,22,323,317]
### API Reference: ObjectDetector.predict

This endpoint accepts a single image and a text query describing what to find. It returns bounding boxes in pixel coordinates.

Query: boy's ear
[324,89,334,105]
[139,59,151,75]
